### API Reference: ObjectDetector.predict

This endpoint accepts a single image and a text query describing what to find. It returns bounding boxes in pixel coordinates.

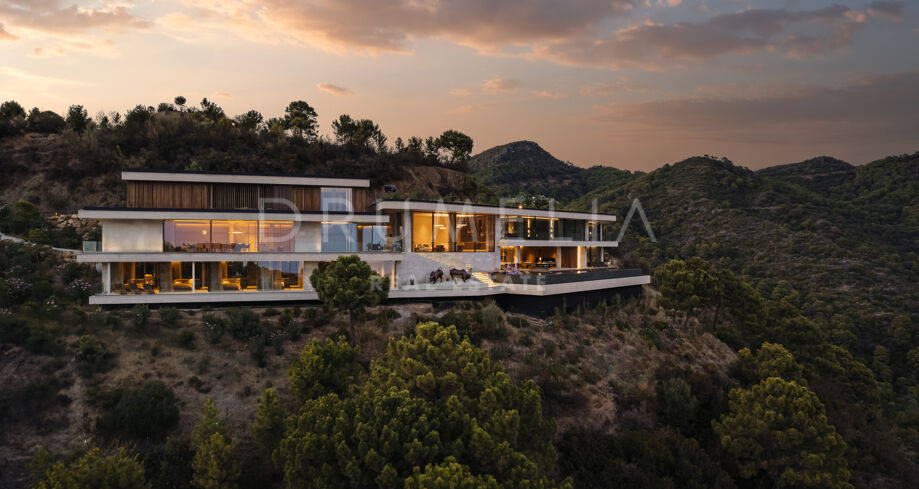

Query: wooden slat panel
[291,187,320,212]
[127,182,207,208]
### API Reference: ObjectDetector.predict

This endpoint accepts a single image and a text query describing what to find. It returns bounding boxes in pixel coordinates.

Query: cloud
[448,88,473,96]
[447,102,497,115]
[534,4,897,69]
[866,1,905,20]
[580,77,648,96]
[0,67,87,87]
[532,90,566,99]
[0,22,17,40]
[317,82,354,95]
[0,0,151,38]
[30,46,66,58]
[482,77,522,92]
[213,92,233,99]
[590,71,919,145]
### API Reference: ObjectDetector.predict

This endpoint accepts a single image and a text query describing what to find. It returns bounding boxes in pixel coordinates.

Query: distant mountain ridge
[468,140,636,202]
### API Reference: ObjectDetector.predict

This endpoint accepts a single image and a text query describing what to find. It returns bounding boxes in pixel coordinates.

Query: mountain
[468,140,636,202]
[757,156,855,195]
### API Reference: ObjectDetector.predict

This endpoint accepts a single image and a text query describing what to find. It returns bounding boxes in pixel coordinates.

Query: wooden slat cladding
[291,187,320,212]
[353,188,370,211]
[127,182,208,208]
[127,182,369,211]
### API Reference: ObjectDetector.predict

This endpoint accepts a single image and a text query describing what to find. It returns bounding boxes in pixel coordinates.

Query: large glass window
[257,261,303,290]
[164,220,210,252]
[359,225,389,252]
[412,213,433,252]
[527,218,551,240]
[456,214,494,252]
[432,213,451,252]
[259,221,295,252]
[321,188,352,212]
[557,219,585,241]
[322,223,357,252]
[502,217,522,238]
[211,220,258,252]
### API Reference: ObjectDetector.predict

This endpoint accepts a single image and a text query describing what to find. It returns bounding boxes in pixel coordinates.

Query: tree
[287,336,362,402]
[284,100,318,140]
[234,110,263,130]
[654,257,722,327]
[736,342,804,385]
[192,398,229,447]
[199,98,225,122]
[25,108,65,133]
[175,96,187,112]
[191,399,240,489]
[0,100,26,137]
[331,114,385,149]
[34,447,150,489]
[404,458,500,489]
[713,377,852,488]
[251,388,287,458]
[435,129,474,164]
[309,255,389,342]
[655,377,698,431]
[124,105,154,126]
[98,381,179,440]
[274,322,565,489]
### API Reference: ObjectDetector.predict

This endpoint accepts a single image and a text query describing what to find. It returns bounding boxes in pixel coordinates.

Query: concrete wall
[396,251,499,286]
[294,222,321,252]
[102,219,163,252]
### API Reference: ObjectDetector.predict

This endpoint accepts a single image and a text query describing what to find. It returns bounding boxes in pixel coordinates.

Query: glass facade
[321,188,351,212]
[163,220,296,252]
[321,222,358,252]
[108,261,303,294]
[411,212,494,252]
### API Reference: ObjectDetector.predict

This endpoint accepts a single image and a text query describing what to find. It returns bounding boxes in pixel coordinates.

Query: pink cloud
[317,82,354,95]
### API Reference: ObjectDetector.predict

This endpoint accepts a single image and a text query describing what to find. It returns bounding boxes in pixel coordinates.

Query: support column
[556,246,562,269]
[105,263,111,294]
[515,246,522,265]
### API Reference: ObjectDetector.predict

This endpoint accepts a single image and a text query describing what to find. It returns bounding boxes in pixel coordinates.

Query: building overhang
[78,207,388,224]
[371,199,616,222]
[121,170,370,188]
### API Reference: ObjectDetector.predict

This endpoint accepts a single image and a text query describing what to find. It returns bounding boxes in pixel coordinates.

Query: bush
[132,304,151,329]
[158,307,181,328]
[226,307,261,340]
[203,313,226,344]
[178,330,196,350]
[75,334,113,377]
[98,381,180,440]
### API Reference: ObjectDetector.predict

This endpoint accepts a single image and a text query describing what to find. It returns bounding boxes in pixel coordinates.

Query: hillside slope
[469,140,635,201]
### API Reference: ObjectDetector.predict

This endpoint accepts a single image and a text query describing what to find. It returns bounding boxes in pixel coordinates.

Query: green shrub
[158,307,181,328]
[132,304,151,330]
[178,330,196,350]
[203,313,226,344]
[98,381,179,440]
[226,307,261,340]
[262,307,280,317]
[75,334,114,377]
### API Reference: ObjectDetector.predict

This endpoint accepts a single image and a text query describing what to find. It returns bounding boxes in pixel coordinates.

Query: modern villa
[78,170,650,312]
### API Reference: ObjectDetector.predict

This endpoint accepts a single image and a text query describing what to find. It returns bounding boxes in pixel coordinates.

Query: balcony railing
[491,268,644,285]
[82,241,101,252]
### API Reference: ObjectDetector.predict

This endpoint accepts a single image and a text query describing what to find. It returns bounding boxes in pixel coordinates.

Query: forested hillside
[1,97,919,489]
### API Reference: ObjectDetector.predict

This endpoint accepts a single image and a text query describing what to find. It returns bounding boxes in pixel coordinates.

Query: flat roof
[121,169,371,188]
[78,206,387,223]
[370,199,617,222]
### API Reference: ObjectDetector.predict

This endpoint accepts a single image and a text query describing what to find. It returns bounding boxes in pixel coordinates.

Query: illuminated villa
[78,170,649,311]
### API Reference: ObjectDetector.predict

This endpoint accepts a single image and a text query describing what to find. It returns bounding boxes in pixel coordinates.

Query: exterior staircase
[471,272,502,288]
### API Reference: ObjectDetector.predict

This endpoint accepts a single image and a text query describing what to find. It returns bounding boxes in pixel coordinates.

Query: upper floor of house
[121,169,372,212]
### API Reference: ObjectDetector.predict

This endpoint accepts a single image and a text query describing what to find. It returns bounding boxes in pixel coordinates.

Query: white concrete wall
[102,219,163,252]
[294,223,321,252]
[397,251,499,286]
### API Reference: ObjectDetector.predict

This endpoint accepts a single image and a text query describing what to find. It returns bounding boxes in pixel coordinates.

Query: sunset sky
[1,0,917,171]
